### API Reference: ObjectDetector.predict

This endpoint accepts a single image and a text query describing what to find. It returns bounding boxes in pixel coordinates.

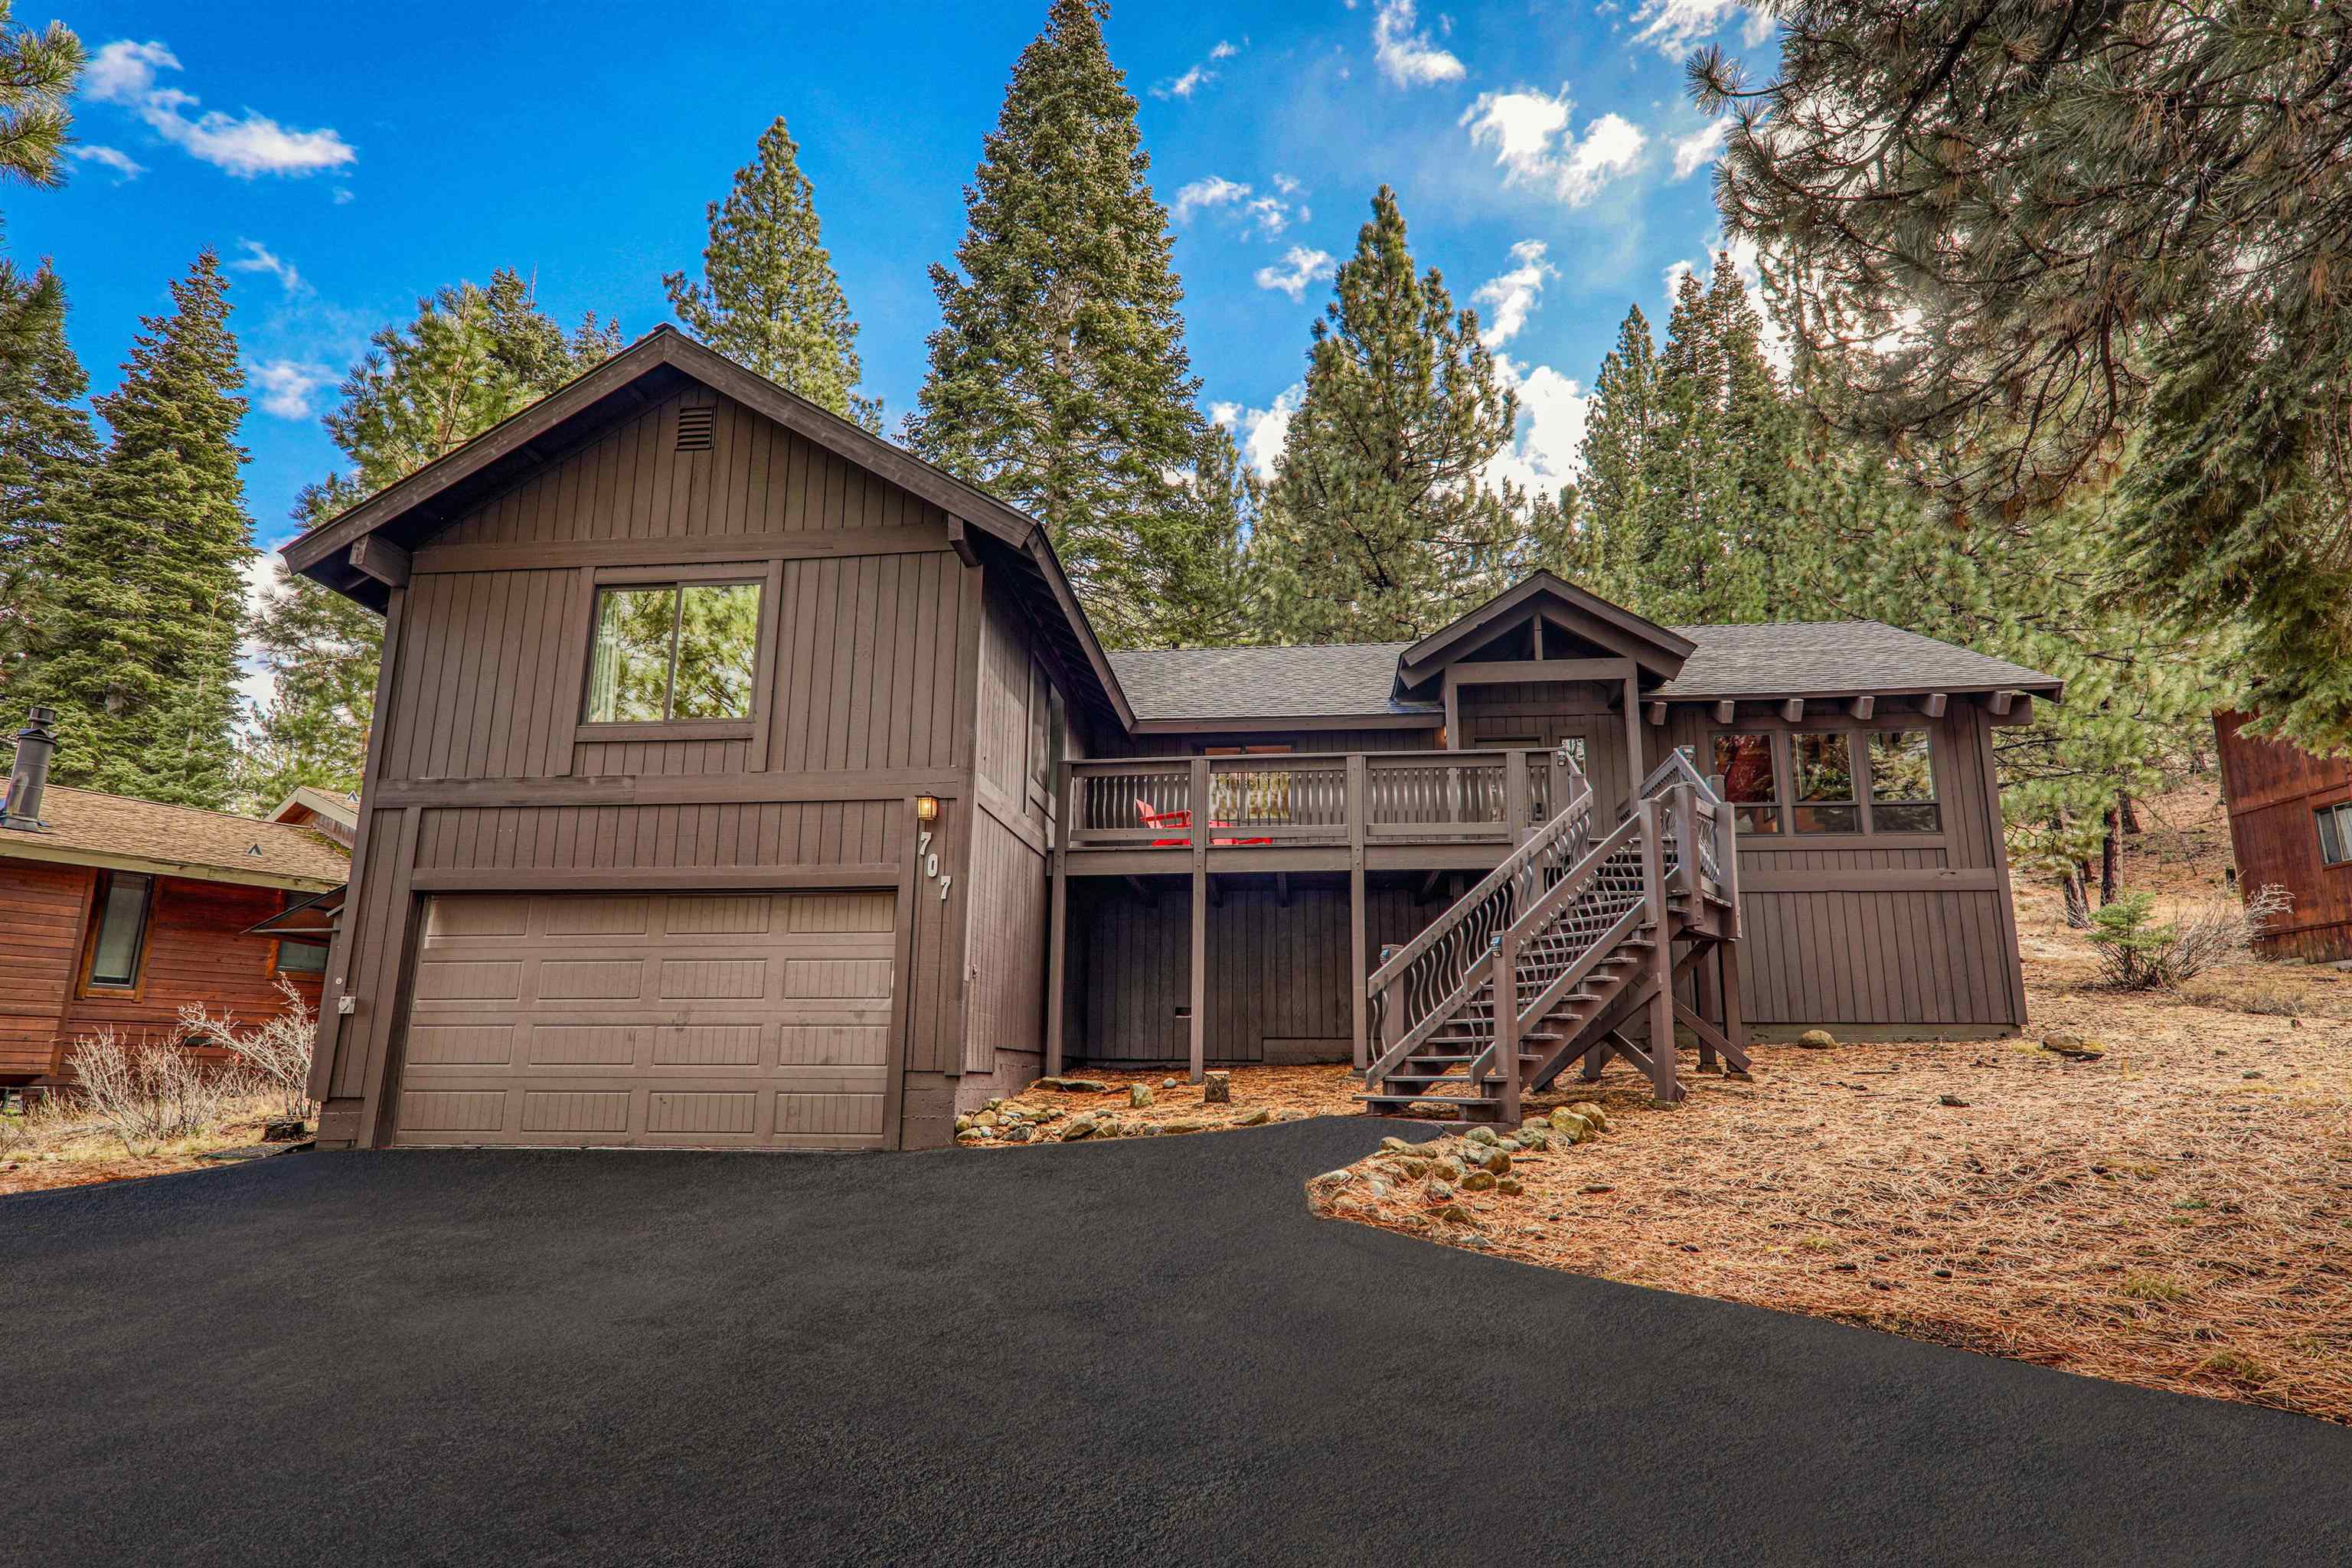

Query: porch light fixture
[914,795,940,822]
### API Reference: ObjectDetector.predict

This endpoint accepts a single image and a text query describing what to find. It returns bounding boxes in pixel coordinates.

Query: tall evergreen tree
[909,0,1214,648]
[664,116,878,430]
[16,250,250,807]
[0,261,95,683]
[1697,0,2352,749]
[1134,422,1259,648]
[1569,305,1658,596]
[1252,186,1521,643]
[238,273,621,808]
[0,5,78,375]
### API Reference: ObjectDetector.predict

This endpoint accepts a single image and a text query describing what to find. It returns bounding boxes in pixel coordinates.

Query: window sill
[574,720,754,744]
[1736,831,1949,848]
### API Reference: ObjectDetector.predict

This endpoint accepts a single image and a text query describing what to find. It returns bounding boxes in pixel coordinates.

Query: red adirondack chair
[1135,798,1273,848]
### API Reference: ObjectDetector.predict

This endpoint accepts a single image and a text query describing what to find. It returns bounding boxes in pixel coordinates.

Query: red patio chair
[1137,798,1193,848]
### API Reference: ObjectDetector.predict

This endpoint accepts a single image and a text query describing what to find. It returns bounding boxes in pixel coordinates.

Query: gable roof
[280,327,1134,732]
[1398,570,1697,688]
[1109,622,2063,725]
[0,786,351,892]
[267,786,358,835]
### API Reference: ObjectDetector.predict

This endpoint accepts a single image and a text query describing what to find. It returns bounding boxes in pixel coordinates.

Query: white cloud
[332,186,354,204]
[1671,119,1728,180]
[67,143,145,181]
[1372,0,1465,88]
[234,550,284,722]
[228,237,305,294]
[1462,87,1646,207]
[1484,354,1590,499]
[1210,384,1304,479]
[1272,172,1302,196]
[86,37,355,178]
[1253,246,1336,302]
[1472,240,1557,348]
[1173,175,1251,221]
[1627,0,1771,57]
[1174,175,1302,237]
[1152,38,1243,100]
[247,357,335,420]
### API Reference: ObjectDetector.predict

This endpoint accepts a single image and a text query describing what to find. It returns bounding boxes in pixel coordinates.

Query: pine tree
[15,250,250,807]
[0,262,96,684]
[665,116,878,430]
[0,5,79,376]
[238,272,621,808]
[909,0,1209,648]
[1570,305,1658,598]
[1252,186,1521,643]
[1132,422,1258,648]
[1696,2,2352,748]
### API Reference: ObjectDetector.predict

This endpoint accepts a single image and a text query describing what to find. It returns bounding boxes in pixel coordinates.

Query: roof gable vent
[675,406,715,452]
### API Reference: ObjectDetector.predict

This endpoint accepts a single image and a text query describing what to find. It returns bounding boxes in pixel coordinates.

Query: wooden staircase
[1360,750,1747,1120]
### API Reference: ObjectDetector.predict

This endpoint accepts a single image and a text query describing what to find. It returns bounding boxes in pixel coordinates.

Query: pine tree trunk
[2063,867,2092,929]
[2119,791,2142,835]
[2099,804,2122,905]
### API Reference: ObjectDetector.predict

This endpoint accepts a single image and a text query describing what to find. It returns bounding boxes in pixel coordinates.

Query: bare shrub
[65,1031,250,1155]
[2088,885,2292,991]
[178,979,317,1122]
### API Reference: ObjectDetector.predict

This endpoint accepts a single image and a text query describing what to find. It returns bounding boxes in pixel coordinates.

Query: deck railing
[1061,749,1576,851]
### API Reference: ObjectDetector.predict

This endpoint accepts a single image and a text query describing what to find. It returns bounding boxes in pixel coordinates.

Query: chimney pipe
[5,705,56,830]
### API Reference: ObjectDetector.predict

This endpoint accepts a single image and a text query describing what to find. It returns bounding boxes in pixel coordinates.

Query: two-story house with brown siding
[286,328,2063,1152]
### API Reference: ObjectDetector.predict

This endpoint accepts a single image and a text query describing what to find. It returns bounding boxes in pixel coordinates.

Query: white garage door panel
[392,890,895,1149]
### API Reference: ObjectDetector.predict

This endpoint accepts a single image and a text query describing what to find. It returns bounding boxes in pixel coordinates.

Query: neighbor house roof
[0,786,351,892]
[267,785,359,835]
[1107,623,2063,725]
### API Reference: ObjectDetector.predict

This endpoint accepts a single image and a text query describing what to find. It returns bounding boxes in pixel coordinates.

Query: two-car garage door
[391,890,895,1149]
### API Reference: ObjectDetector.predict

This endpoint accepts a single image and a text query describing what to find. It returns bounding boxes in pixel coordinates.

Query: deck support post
[1046,838,1068,1078]
[1505,747,1530,843]
[1348,755,1369,1074]
[1493,933,1521,1125]
[1694,936,1720,1073]
[1188,756,1209,1085]
[1639,799,1681,1103]
[1622,673,1645,813]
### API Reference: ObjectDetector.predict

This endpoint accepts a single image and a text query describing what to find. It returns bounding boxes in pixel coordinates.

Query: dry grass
[0,1090,290,1197]
[1307,774,2352,1425]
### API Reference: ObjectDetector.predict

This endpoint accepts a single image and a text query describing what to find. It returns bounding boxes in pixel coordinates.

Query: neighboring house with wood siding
[282,328,2063,1152]
[0,709,350,1086]
[2212,710,2352,961]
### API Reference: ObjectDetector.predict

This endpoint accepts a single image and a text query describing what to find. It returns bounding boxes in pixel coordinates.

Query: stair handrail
[1364,749,1591,996]
[1637,747,1720,804]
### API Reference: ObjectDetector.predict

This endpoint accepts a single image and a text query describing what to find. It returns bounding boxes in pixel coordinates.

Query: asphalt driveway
[5,1119,2347,1567]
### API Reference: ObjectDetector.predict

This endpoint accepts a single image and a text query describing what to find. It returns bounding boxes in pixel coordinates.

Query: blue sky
[23,0,1769,645]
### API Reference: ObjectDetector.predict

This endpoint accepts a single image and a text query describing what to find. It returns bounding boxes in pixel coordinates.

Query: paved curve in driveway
[6,1119,2348,1567]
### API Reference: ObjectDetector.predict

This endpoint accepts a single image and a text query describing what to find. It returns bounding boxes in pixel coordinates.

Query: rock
[1040,1076,1112,1094]
[1310,1168,1357,1191]
[1380,1135,1413,1153]
[1162,1077,1178,1089]
[1482,1149,1513,1175]
[956,1129,988,1145]
[972,1111,999,1129]
[984,1096,1004,1111]
[1203,1072,1232,1105]
[1497,1177,1525,1197]
[1328,1194,1363,1215]
[1464,1125,1499,1146]
[1461,1169,1498,1192]
[1166,1118,1207,1134]
[1569,1101,1609,1132]
[1938,1094,1969,1108]
[1362,1178,1391,1200]
[1095,1119,1121,1139]
[1129,1083,1155,1109]
[1436,1203,1474,1225]
[1001,1124,1033,1143]
[1400,1158,1430,1179]
[1233,1106,1271,1127]
[1797,1029,1836,1050]
[2042,1034,2105,1060]
[1549,1106,1591,1138]
[1426,1179,1455,1201]
[1060,1117,1097,1142]
[953,1114,972,1134]
[1580,1183,1614,1194]
[1034,1106,1063,1122]
[1516,1130,1553,1153]
[1433,1155,1467,1181]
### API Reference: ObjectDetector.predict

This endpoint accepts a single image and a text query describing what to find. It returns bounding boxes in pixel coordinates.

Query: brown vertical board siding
[0,861,96,1077]
[962,812,1047,1076]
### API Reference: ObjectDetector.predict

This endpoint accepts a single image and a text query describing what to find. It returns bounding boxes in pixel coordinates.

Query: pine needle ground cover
[0,1091,289,1197]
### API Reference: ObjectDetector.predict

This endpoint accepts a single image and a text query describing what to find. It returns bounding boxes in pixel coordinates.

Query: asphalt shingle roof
[0,785,351,888]
[1106,623,2061,724]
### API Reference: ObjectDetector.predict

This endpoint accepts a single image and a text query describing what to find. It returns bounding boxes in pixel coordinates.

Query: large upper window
[2316,802,2352,867]
[1713,733,1780,834]
[84,871,154,991]
[586,581,761,724]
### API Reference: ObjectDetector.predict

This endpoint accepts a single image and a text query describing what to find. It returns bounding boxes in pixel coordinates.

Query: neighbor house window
[1713,733,1780,833]
[273,939,329,976]
[83,871,154,991]
[1792,733,1860,834]
[1868,730,1942,833]
[585,581,761,723]
[2317,802,2352,867]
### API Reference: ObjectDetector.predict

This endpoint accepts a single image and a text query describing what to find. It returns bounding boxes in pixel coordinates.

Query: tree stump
[1203,1071,1231,1105]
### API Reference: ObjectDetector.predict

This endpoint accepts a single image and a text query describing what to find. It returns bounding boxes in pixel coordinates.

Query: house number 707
[917,829,952,903]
